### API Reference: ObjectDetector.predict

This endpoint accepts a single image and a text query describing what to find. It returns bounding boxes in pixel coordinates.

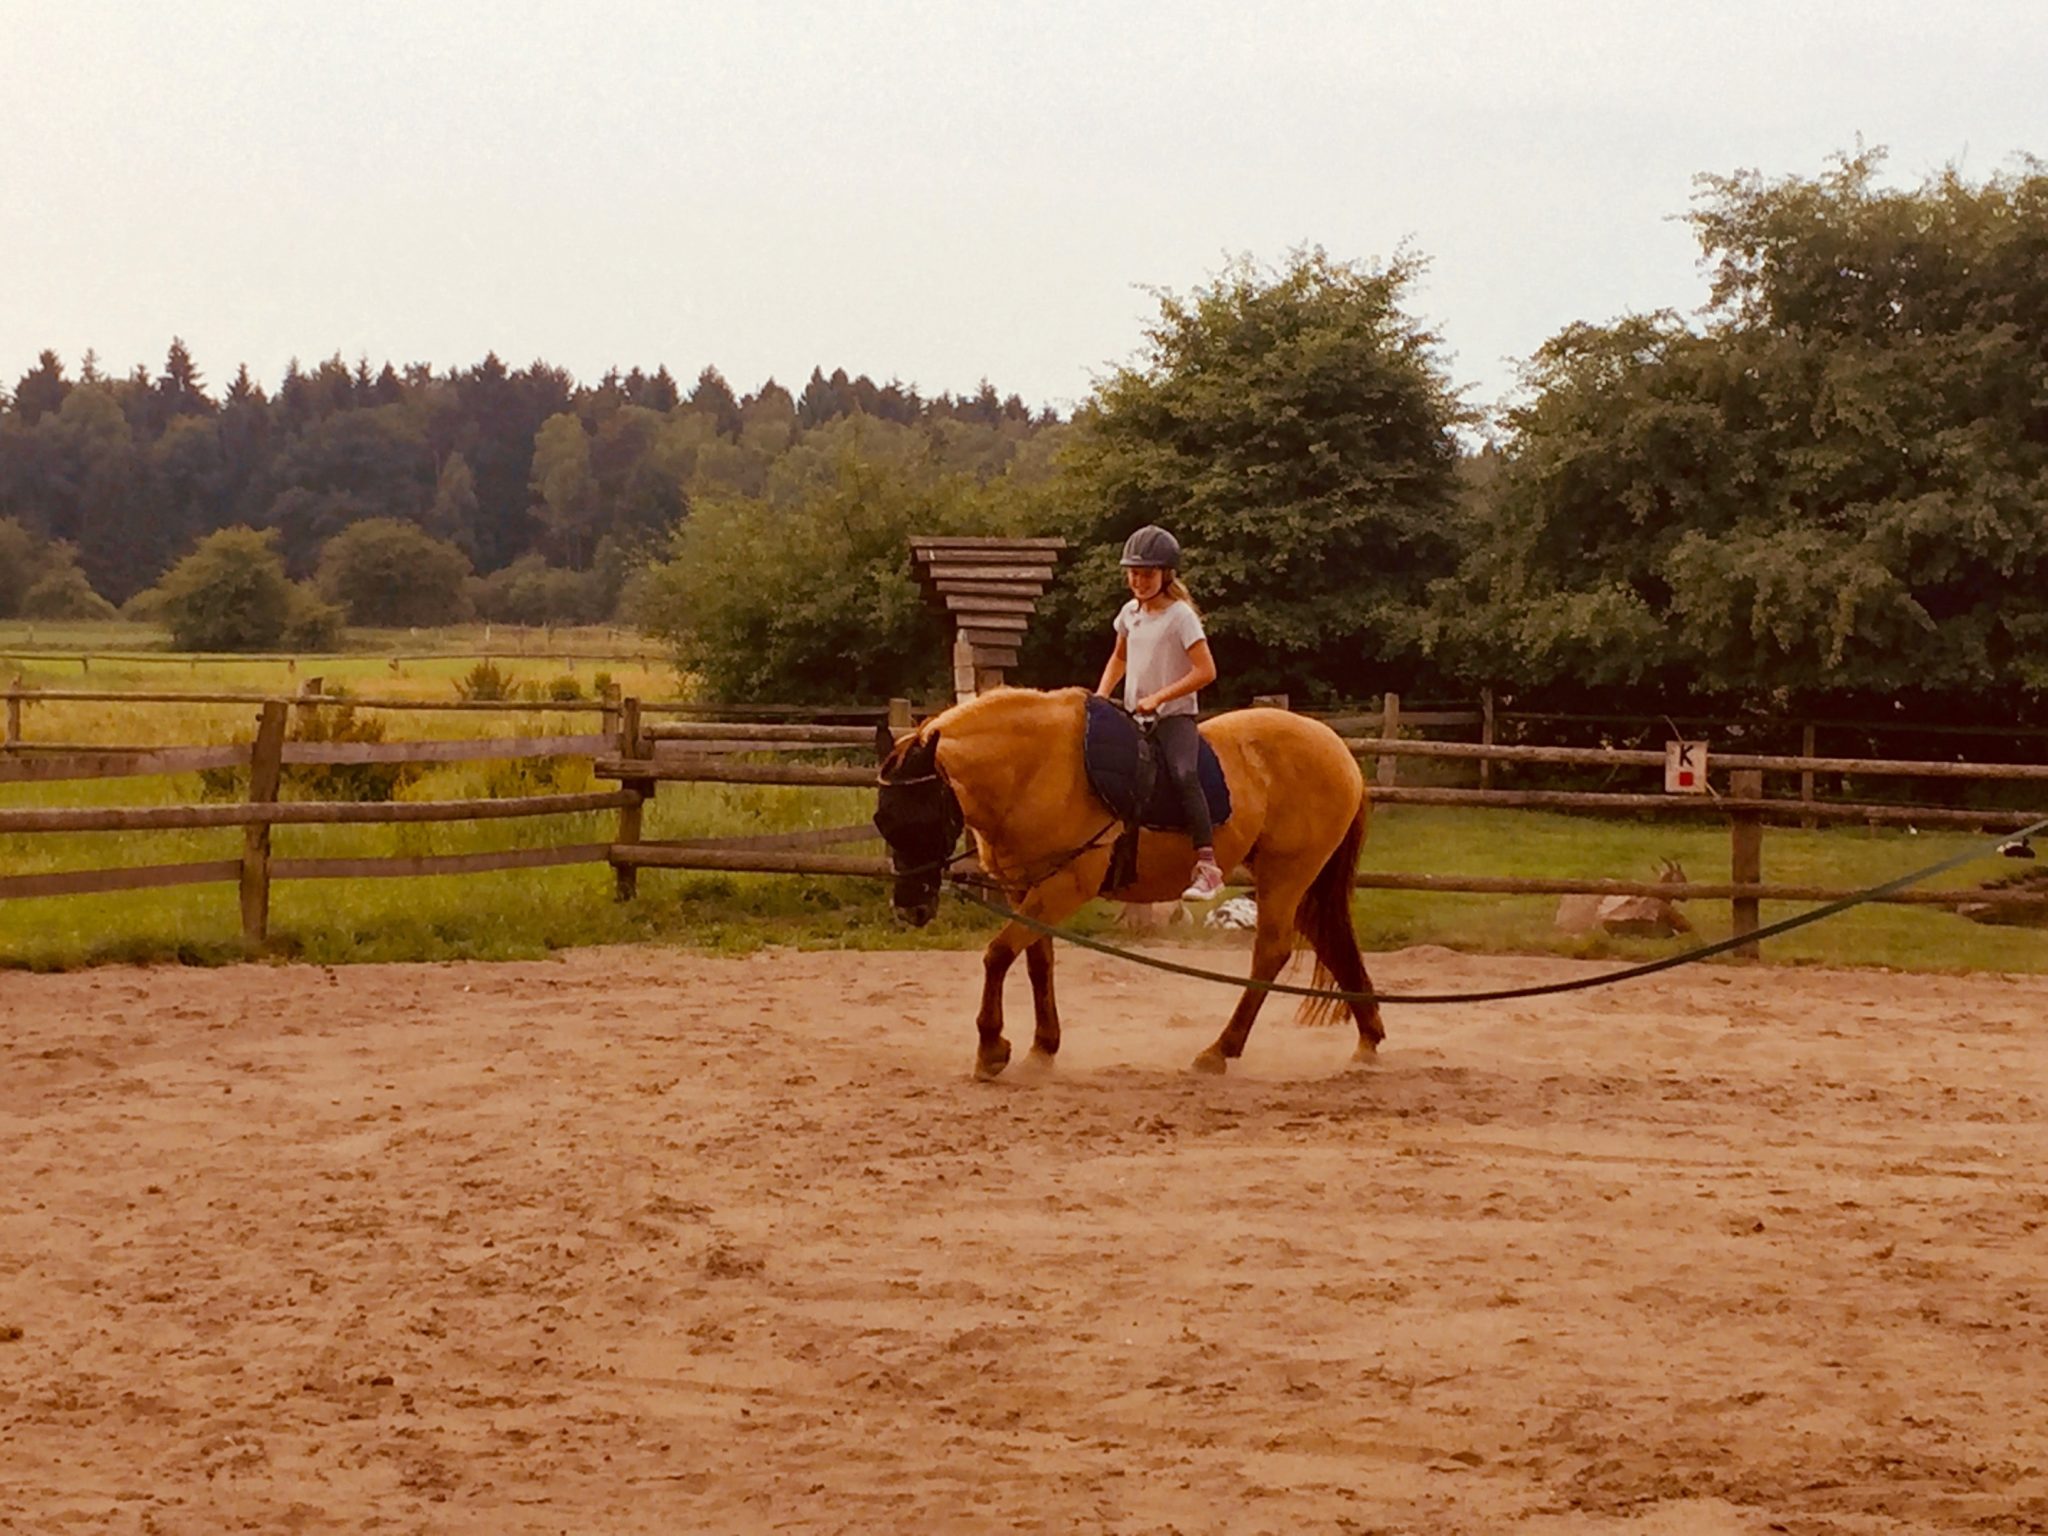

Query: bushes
[0,518,114,620]
[20,567,117,621]
[317,518,474,626]
[467,555,607,626]
[200,694,422,803]
[146,528,295,651]
[456,659,514,701]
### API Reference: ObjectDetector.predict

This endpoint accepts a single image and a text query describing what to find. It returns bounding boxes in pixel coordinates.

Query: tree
[0,517,58,615]
[317,517,474,626]
[634,432,1036,702]
[424,451,481,554]
[529,412,598,565]
[263,405,435,572]
[686,366,743,437]
[1050,248,1468,701]
[1442,150,2048,710]
[157,337,216,422]
[12,350,71,426]
[149,526,296,650]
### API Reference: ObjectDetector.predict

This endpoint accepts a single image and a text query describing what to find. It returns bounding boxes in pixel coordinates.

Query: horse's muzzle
[891,875,940,928]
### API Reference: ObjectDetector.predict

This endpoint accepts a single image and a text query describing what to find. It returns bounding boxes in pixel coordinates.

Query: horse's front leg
[974,925,1023,1080]
[971,872,1096,1080]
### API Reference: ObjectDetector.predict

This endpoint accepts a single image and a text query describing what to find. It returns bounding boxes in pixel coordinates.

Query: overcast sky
[3,1,2041,426]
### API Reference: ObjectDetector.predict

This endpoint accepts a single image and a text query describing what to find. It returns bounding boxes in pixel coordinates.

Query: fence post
[1800,722,1817,830]
[1377,692,1401,794]
[296,676,324,728]
[888,697,914,739]
[1479,687,1496,791]
[240,701,289,949]
[1730,767,1764,959]
[601,682,622,740]
[1251,694,1289,711]
[4,687,20,749]
[612,697,648,901]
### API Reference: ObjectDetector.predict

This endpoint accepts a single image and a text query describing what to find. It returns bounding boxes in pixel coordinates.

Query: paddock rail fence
[5,687,2046,954]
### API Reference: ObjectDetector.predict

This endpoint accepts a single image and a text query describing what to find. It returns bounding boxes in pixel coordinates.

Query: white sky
[3,1,2042,426]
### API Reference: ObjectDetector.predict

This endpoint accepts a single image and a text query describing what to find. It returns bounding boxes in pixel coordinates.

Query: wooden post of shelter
[240,700,289,949]
[909,535,1067,701]
[611,697,648,901]
[1730,767,1765,959]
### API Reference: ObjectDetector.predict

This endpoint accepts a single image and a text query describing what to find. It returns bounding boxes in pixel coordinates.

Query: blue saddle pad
[1082,696,1231,832]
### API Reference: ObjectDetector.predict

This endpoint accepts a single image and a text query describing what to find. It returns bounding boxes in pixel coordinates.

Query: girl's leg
[1153,715,1214,853]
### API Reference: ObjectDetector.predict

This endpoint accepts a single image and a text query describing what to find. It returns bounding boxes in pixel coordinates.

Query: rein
[938,814,2048,1009]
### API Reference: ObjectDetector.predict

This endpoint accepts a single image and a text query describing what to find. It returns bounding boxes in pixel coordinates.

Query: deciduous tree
[1050,247,1468,701]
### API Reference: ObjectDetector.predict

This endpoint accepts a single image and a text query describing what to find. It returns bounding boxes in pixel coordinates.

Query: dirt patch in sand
[3,943,2046,1533]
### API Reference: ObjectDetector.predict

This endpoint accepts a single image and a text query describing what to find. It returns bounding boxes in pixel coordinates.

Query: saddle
[1081,696,1232,895]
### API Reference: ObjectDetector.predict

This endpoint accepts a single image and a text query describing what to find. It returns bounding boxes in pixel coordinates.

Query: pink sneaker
[1180,858,1225,902]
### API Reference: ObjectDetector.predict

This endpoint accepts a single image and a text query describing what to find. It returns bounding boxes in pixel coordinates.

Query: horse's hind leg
[1024,937,1060,1062]
[1193,904,1295,1075]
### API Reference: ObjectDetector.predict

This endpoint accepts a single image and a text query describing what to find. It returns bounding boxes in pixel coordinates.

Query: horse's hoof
[1348,1042,1380,1069]
[1016,1047,1057,1078]
[1191,1049,1228,1076]
[974,1040,1013,1080]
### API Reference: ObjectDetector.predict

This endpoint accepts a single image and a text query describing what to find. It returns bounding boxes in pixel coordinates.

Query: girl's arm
[1133,638,1216,714]
[1095,632,1129,698]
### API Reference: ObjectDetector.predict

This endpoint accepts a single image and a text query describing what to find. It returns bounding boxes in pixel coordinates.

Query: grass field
[4,626,2045,975]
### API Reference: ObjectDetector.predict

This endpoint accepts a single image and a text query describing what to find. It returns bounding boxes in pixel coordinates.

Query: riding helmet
[1119,525,1181,570]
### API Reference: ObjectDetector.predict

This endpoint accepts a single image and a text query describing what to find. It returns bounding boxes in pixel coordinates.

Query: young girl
[1093,524,1224,900]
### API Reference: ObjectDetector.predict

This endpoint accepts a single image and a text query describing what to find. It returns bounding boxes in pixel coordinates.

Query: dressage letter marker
[1664,740,1708,794]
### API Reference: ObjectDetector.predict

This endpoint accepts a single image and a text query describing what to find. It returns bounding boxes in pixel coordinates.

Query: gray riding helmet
[1119,525,1181,569]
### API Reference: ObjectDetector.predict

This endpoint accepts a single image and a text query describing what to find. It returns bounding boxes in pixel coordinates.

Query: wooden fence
[5,691,2047,956]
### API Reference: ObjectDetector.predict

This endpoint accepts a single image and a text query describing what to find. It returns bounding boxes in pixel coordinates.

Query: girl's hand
[1134,693,1160,714]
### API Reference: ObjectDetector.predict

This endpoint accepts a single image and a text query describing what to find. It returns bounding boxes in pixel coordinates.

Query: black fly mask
[872,724,963,927]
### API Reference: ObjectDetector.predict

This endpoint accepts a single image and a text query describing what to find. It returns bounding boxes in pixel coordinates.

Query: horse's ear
[874,724,896,764]
[919,728,942,765]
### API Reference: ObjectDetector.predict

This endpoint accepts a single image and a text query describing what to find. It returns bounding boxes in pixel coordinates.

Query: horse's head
[873,723,962,927]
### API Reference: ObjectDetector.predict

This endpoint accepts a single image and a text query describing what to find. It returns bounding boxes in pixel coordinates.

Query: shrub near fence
[6,689,2048,959]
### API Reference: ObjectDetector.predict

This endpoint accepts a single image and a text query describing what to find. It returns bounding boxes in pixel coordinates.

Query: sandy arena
[3,942,2046,1534]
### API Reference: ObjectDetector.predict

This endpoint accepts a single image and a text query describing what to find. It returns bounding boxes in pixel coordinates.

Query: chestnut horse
[873,686,1383,1078]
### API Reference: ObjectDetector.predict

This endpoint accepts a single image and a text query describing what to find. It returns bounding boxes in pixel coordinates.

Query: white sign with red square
[1664,741,1708,794]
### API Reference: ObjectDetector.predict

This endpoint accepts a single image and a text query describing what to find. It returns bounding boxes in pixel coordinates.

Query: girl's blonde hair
[1165,575,1199,615]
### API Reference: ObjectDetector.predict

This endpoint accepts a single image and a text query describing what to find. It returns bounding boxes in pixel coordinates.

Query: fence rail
[6,692,2046,955]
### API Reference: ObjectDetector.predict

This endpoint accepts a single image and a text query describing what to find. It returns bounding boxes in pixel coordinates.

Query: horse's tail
[1293,800,1383,1041]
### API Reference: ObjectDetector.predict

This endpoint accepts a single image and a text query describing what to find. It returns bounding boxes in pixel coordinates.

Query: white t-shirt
[1114,598,1206,717]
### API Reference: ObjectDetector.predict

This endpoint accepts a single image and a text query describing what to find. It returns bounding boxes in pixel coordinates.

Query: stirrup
[1180,860,1225,902]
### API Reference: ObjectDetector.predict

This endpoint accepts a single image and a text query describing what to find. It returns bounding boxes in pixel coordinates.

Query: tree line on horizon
[4,149,2044,726]
[0,345,1055,621]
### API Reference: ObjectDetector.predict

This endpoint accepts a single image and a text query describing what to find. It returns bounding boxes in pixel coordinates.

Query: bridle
[872,758,1121,895]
